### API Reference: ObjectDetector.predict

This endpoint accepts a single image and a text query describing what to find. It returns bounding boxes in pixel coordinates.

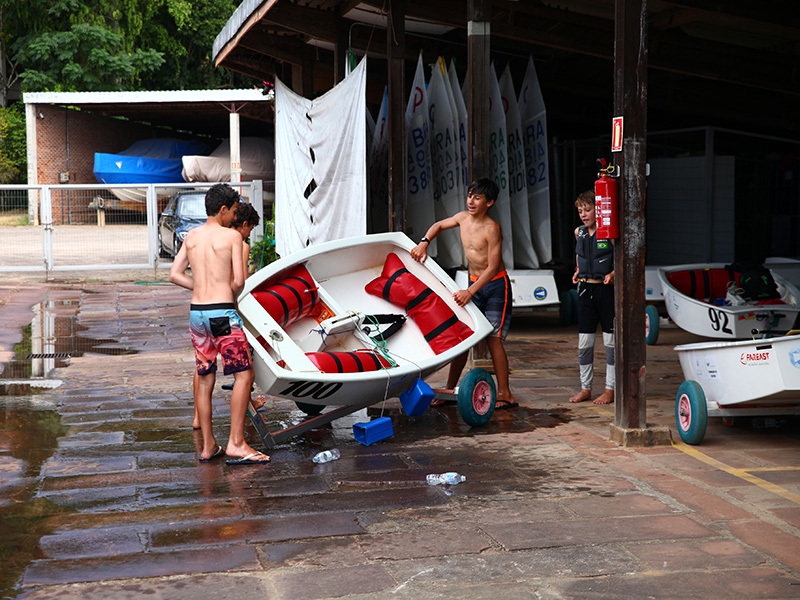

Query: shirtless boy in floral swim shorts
[170,183,270,465]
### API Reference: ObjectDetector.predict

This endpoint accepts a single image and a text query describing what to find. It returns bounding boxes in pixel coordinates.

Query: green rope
[363,313,398,368]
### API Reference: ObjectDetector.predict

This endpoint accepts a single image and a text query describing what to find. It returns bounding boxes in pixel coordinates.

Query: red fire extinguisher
[594,158,619,240]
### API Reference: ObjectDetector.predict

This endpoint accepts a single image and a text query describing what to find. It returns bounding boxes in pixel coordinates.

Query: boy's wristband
[420,237,430,244]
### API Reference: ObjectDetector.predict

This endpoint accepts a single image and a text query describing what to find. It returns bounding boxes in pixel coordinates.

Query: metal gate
[0,181,266,275]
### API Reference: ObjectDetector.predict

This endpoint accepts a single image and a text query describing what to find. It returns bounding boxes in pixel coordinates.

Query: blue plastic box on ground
[400,378,434,416]
[353,416,394,446]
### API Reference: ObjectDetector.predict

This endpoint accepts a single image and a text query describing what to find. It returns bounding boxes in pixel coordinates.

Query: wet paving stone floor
[1,279,799,599]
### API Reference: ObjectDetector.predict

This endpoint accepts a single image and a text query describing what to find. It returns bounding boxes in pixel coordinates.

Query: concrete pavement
[1,275,799,600]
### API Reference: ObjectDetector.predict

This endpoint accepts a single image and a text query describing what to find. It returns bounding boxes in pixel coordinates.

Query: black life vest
[576,226,613,280]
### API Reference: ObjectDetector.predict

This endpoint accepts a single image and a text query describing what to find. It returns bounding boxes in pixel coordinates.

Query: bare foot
[251,394,266,411]
[569,389,591,403]
[225,443,270,463]
[593,389,614,405]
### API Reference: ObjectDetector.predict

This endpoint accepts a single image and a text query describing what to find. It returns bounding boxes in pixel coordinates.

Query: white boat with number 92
[657,263,800,339]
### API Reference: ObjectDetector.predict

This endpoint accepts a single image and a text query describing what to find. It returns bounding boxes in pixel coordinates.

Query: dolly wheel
[675,380,708,445]
[645,305,660,345]
[457,368,496,427]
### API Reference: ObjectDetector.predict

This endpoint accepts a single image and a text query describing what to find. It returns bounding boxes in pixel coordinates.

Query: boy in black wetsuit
[569,190,615,405]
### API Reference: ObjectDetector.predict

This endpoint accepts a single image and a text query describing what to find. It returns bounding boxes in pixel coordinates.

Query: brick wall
[32,105,187,224]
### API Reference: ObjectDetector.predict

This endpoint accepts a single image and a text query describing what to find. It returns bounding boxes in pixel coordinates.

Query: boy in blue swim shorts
[410,178,516,410]
[170,184,270,465]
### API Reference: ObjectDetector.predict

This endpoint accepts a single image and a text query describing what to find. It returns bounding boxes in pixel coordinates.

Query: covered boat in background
[93,138,212,205]
[181,137,274,183]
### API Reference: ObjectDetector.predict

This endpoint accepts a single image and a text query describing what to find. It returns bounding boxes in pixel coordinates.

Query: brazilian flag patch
[596,239,610,250]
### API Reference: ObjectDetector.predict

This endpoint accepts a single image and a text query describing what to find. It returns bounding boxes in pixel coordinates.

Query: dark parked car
[158,191,206,257]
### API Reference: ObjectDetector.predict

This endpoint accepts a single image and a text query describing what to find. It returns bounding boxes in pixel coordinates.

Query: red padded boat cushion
[251,264,320,327]
[667,268,739,301]
[364,253,473,354]
[305,350,392,373]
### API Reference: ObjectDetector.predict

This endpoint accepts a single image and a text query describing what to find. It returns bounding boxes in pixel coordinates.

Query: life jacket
[305,350,391,373]
[576,226,613,279]
[365,253,473,354]
[251,264,320,327]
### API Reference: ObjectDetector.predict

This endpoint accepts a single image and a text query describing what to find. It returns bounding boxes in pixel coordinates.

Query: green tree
[10,0,164,92]
[2,0,251,94]
[0,102,25,183]
[138,0,250,90]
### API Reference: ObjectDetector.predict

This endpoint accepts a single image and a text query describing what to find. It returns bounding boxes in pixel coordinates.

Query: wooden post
[611,0,667,446]
[466,0,492,368]
[387,0,406,233]
[467,0,491,180]
[334,10,349,83]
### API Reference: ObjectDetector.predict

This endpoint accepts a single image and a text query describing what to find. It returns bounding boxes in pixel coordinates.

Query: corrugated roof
[23,89,274,138]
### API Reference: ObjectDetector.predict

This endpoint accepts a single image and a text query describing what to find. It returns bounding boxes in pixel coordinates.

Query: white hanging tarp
[518,56,552,265]
[499,64,539,269]
[488,64,515,271]
[405,54,436,249]
[428,57,464,269]
[274,58,367,257]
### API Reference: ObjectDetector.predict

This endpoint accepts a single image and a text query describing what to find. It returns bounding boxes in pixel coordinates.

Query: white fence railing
[0,182,268,275]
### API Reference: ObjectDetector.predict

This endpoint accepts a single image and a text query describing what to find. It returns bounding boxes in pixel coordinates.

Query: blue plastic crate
[353,416,394,446]
[400,378,434,416]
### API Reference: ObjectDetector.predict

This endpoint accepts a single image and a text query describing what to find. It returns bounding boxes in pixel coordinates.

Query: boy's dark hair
[575,190,594,208]
[205,183,239,216]
[231,202,260,229]
[467,178,499,203]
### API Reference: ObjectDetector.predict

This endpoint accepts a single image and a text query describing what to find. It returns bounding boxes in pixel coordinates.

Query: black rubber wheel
[457,368,496,427]
[675,380,708,445]
[645,304,660,345]
[295,401,324,416]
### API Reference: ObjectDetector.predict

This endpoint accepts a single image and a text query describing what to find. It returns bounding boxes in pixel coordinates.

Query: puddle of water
[0,301,137,395]
[0,394,70,598]
[0,296,135,599]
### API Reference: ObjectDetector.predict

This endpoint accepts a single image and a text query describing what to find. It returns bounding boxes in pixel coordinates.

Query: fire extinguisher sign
[611,117,624,152]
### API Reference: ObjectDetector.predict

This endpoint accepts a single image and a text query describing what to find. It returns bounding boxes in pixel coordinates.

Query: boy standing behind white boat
[410,178,517,410]
[170,183,270,465]
[569,190,615,405]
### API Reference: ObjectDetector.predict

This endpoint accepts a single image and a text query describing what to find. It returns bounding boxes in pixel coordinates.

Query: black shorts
[577,282,614,334]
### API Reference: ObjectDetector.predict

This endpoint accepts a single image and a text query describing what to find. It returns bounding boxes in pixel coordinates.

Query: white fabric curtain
[275,59,368,257]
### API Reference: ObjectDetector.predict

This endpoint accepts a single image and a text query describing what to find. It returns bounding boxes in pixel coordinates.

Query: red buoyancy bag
[305,350,391,373]
[251,264,320,327]
[364,253,473,354]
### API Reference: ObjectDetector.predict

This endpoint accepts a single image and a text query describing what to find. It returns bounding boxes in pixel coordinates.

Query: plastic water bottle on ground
[312,448,341,463]
[426,472,466,486]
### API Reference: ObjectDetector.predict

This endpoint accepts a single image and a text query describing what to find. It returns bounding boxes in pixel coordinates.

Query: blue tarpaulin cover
[94,138,211,184]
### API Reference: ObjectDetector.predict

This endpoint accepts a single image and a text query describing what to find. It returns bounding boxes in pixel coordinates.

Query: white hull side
[676,334,800,407]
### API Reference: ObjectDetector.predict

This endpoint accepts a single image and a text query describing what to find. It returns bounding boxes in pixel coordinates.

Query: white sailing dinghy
[237,232,497,448]
[658,263,800,340]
